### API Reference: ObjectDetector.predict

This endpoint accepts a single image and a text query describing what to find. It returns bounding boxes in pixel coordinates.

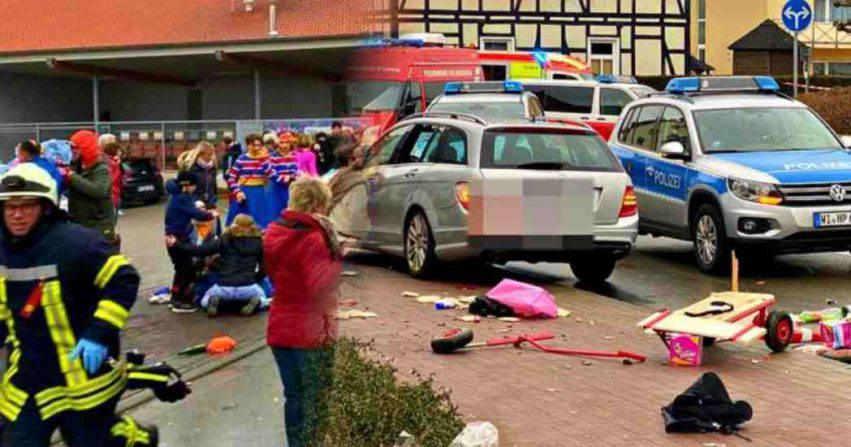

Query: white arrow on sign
[784,6,810,29]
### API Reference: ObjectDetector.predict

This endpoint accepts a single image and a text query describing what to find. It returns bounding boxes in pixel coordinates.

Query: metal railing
[0,117,368,170]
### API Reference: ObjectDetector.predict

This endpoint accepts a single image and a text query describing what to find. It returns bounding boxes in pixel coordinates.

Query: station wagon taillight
[455,182,470,211]
[619,186,638,218]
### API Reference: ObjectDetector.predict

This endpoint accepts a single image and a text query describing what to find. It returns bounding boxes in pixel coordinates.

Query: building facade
[393,0,693,76]
[694,0,851,75]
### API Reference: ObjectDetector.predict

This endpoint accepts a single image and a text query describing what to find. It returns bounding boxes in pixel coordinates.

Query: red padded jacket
[264,210,341,349]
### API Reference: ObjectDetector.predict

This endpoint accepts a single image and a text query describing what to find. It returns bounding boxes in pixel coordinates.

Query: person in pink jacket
[293,133,318,177]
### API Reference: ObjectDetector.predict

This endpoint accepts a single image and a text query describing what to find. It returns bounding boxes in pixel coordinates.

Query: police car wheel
[405,211,437,278]
[570,254,616,285]
[692,205,730,274]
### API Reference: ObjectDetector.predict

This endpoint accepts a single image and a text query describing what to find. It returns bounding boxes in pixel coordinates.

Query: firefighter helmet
[0,163,58,206]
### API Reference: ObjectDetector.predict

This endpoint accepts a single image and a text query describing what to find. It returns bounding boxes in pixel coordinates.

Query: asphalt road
[506,235,851,313]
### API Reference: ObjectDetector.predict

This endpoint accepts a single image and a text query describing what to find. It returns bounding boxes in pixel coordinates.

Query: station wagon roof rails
[416,112,488,125]
[664,76,784,96]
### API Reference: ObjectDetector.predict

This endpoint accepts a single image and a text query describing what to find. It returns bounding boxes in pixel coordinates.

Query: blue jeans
[270,347,334,447]
[201,284,266,309]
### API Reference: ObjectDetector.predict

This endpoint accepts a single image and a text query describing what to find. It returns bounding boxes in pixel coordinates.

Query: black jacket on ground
[177,233,264,287]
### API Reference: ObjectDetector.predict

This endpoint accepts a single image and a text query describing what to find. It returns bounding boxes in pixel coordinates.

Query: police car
[610,76,851,273]
[426,81,545,121]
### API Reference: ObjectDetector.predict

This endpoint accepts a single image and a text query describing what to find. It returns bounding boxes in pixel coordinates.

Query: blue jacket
[164,180,214,238]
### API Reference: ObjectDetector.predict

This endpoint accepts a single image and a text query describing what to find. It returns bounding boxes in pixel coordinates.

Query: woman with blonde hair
[179,141,219,208]
[169,213,266,317]
[264,176,341,447]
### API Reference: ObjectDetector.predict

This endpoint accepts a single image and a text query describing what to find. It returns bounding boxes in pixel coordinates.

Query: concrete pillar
[254,69,261,120]
[92,76,100,129]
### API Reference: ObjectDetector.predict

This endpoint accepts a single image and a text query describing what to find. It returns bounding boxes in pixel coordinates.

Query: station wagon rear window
[428,100,526,121]
[481,130,620,171]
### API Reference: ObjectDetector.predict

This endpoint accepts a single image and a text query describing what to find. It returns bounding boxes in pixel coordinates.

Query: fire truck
[478,50,595,81]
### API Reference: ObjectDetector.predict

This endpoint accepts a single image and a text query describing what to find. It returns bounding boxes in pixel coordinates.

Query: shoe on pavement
[170,301,198,314]
[148,294,171,305]
[240,297,261,316]
[207,296,220,318]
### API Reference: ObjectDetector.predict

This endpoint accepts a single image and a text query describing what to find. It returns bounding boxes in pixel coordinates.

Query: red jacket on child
[264,210,342,349]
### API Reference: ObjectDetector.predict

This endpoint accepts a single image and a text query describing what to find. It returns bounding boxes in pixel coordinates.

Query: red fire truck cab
[478,51,595,81]
[344,39,483,139]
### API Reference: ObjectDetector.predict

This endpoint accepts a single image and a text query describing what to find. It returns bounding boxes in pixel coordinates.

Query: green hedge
[317,338,465,447]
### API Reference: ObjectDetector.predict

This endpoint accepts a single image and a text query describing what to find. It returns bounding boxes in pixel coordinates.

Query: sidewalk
[334,264,850,446]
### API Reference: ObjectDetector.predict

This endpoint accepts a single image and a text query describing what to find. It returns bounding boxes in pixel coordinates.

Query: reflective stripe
[94,256,129,289]
[111,416,152,446]
[35,364,124,407]
[93,300,129,329]
[127,372,169,383]
[0,279,28,422]
[0,265,58,282]
[39,373,127,420]
[41,281,86,387]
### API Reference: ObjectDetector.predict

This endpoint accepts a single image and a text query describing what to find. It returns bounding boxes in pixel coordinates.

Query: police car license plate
[814,212,851,228]
[138,185,155,192]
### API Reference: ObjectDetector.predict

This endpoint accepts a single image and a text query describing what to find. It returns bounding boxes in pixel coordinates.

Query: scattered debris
[604,336,615,340]
[589,320,596,326]
[401,291,419,298]
[755,281,766,285]
[458,296,477,305]
[435,298,460,310]
[575,318,583,323]
[796,343,830,355]
[221,403,238,411]
[497,317,520,322]
[557,307,571,318]
[581,360,593,366]
[341,270,360,277]
[207,336,237,355]
[339,299,359,307]
[485,279,559,318]
[416,295,441,304]
[702,443,727,447]
[394,430,417,447]
[336,310,378,320]
[456,315,481,323]
[662,373,752,439]
[449,421,499,447]
[750,358,762,364]
[545,388,558,392]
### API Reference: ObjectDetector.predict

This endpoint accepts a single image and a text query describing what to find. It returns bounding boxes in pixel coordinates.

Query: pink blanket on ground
[486,279,558,318]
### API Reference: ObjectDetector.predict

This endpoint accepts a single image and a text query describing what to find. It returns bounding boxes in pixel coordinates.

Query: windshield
[343,81,404,114]
[695,107,842,153]
[481,130,620,171]
[429,99,526,121]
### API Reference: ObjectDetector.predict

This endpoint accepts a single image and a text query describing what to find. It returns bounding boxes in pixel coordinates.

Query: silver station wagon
[329,113,638,283]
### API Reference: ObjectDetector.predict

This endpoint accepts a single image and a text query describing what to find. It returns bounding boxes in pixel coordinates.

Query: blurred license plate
[138,185,155,192]
[815,211,851,228]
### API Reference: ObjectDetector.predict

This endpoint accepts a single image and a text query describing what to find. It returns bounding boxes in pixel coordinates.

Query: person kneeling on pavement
[164,171,218,313]
[167,213,266,317]
[0,163,160,446]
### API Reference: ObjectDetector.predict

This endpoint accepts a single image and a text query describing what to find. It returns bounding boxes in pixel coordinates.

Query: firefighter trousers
[2,395,119,447]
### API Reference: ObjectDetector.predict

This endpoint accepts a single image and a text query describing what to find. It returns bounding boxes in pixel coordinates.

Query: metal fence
[0,117,367,170]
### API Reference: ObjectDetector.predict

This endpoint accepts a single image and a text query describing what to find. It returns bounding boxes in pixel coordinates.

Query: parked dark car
[121,158,164,205]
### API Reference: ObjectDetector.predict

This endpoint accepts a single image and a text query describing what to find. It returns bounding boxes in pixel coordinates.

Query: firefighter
[0,163,154,446]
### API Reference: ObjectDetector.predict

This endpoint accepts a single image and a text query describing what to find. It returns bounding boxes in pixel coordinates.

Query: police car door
[641,106,691,228]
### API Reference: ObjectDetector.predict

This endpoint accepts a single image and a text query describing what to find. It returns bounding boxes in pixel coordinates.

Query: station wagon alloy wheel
[405,212,436,278]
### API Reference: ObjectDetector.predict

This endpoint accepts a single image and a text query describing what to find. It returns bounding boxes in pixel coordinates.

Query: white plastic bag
[449,421,499,447]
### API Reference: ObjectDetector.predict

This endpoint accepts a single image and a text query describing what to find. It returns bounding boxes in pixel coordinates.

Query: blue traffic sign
[782,0,813,32]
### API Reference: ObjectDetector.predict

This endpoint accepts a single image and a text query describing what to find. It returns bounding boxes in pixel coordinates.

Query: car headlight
[727,178,783,205]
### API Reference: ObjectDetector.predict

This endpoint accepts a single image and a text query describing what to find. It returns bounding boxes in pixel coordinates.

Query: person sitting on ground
[164,171,218,313]
[264,176,343,447]
[167,213,266,317]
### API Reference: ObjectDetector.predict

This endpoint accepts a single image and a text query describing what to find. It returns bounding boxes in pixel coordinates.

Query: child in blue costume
[225,133,271,228]
[266,132,301,221]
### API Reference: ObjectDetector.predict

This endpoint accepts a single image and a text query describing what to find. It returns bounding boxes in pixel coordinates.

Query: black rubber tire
[404,211,438,279]
[765,310,794,353]
[570,253,617,285]
[692,204,731,274]
[702,337,716,347]
[431,328,474,354]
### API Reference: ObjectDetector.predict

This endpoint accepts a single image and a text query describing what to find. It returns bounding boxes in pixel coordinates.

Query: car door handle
[580,116,591,120]
[403,169,419,178]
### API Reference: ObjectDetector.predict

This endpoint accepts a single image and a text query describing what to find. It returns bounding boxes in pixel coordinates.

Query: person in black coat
[167,213,265,317]
[221,137,242,178]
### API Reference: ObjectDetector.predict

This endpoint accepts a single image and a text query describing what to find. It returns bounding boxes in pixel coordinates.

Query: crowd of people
[0,121,365,446]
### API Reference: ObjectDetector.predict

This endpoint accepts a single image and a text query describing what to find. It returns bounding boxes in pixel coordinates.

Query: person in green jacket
[67,130,118,250]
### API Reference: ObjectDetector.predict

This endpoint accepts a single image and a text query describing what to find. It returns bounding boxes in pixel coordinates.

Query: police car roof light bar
[666,76,781,95]
[443,81,524,95]
[665,77,701,94]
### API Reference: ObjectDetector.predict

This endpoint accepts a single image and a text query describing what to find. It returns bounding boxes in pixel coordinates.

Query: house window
[587,38,619,75]
[480,37,515,51]
[815,0,851,22]
[813,61,851,75]
[813,61,828,75]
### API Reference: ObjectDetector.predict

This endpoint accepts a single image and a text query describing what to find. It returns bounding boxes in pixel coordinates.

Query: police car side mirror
[841,135,851,149]
[660,141,687,159]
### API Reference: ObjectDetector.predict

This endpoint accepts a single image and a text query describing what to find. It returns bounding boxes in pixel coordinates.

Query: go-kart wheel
[702,337,716,347]
[431,328,474,354]
[765,310,793,353]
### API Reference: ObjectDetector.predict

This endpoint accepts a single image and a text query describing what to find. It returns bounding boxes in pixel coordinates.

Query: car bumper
[433,214,638,262]
[721,194,851,253]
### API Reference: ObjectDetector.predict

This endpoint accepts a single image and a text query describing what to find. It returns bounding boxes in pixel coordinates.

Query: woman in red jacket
[264,176,342,447]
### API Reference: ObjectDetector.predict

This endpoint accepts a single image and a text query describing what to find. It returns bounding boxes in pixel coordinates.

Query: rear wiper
[515,162,566,170]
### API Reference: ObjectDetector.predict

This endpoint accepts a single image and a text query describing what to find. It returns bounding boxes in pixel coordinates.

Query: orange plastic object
[206,336,237,355]
[195,220,214,240]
